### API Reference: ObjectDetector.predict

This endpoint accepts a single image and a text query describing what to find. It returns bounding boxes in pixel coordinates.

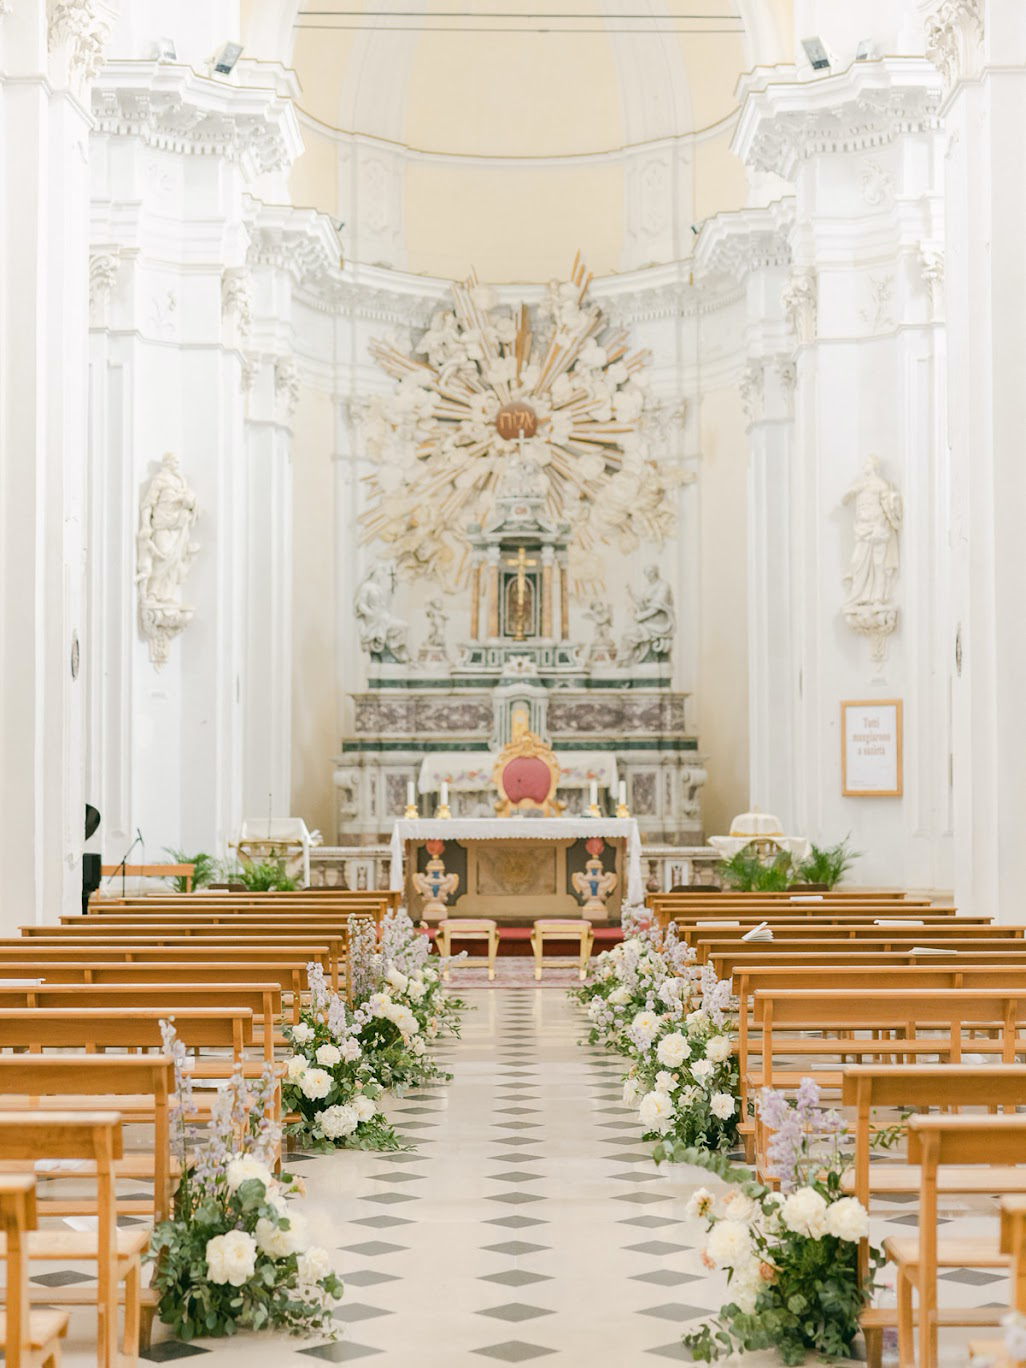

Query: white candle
[406,780,415,808]
[618,780,627,807]
[589,779,598,808]
[440,781,449,807]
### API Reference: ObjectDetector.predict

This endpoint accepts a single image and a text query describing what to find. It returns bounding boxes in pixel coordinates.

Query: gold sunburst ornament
[359,255,683,592]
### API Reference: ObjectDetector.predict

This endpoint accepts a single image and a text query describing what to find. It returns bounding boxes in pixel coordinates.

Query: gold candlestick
[404,804,418,820]
[586,802,601,818]
[615,803,630,819]
[436,804,452,820]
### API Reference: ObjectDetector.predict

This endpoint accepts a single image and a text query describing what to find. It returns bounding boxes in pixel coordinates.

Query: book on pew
[789,894,824,902]
[873,918,925,926]
[696,920,740,928]
[909,945,958,954]
[741,921,773,943]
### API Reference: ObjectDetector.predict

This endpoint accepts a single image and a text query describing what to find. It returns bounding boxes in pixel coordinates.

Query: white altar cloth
[389,817,645,906]
[416,752,619,794]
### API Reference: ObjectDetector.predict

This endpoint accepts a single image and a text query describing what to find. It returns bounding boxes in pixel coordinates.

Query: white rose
[298,1247,333,1285]
[256,1213,298,1258]
[685,1186,715,1221]
[292,1023,314,1044]
[705,1035,732,1064]
[686,1009,708,1034]
[691,1058,715,1087]
[225,1155,272,1193]
[638,1089,674,1133]
[320,1104,359,1139]
[655,1070,677,1093]
[205,1229,257,1286]
[299,1067,333,1100]
[316,1043,342,1067]
[285,1055,308,1081]
[730,1257,764,1315]
[706,1218,751,1269]
[780,1187,829,1239]
[340,1038,362,1061]
[631,1011,659,1044]
[722,1190,756,1222]
[388,1004,419,1035]
[387,966,409,994]
[656,1032,691,1068]
[609,986,630,1006]
[411,1036,426,1055]
[711,1092,736,1120]
[678,1084,701,1107]
[622,1077,640,1106]
[352,1094,378,1121]
[825,1196,869,1242]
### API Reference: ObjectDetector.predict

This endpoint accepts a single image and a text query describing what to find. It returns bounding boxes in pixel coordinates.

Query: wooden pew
[967,1195,1026,1366]
[0,984,283,1063]
[0,945,334,988]
[0,961,308,1022]
[734,965,1026,1119]
[0,1006,257,1070]
[0,1175,69,1368]
[676,920,1000,951]
[712,945,1026,981]
[0,1111,145,1368]
[884,1114,1026,1368]
[0,1056,174,1224]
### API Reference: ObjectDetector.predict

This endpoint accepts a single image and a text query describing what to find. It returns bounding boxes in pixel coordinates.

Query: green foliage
[238,859,298,892]
[162,849,217,894]
[718,849,794,892]
[796,838,859,889]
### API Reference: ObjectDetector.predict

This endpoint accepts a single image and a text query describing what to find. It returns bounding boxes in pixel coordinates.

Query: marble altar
[389,817,645,922]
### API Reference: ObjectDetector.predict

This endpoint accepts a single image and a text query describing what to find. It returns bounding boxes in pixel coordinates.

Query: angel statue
[136,452,199,666]
[354,562,410,663]
[620,564,675,666]
[584,599,617,666]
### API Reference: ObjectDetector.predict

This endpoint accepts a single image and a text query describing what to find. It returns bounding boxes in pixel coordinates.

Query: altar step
[421,924,622,958]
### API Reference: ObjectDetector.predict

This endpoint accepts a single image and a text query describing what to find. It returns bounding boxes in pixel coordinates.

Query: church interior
[3,0,1025,1364]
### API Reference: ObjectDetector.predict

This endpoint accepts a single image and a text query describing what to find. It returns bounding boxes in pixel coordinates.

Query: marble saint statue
[584,600,617,665]
[354,562,410,662]
[620,563,675,666]
[418,596,449,664]
[842,455,902,611]
[136,452,199,666]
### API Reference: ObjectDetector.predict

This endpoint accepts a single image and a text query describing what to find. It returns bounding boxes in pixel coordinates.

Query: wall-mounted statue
[841,455,902,662]
[136,453,199,667]
[354,561,410,663]
[584,600,617,666]
[418,596,449,664]
[620,564,675,667]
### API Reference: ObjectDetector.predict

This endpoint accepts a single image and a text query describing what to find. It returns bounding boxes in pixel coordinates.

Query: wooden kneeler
[0,1175,68,1368]
[0,1112,145,1368]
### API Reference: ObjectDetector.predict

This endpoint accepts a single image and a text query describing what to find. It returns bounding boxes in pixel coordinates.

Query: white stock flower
[225,1155,272,1193]
[691,1058,715,1087]
[298,1247,333,1285]
[705,1035,732,1064]
[205,1229,257,1286]
[407,979,425,1001]
[292,1023,314,1045]
[656,1032,691,1068]
[299,1067,333,1100]
[315,1043,342,1067]
[706,1218,752,1268]
[710,1092,736,1120]
[825,1196,870,1242]
[779,1187,829,1239]
[638,1089,674,1133]
[730,1257,764,1314]
[352,1094,378,1121]
[320,1104,359,1139]
[285,1055,308,1082]
[411,1036,426,1055]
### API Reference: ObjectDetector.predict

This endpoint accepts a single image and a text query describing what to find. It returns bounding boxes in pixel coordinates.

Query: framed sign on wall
[841,699,903,797]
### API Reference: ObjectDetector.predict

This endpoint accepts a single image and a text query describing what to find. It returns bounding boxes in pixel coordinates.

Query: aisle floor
[55,989,1007,1366]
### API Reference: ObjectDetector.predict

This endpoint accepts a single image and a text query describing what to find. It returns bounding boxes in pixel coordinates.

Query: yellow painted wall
[290,123,337,216]
[290,386,337,835]
[403,161,624,281]
[697,383,749,836]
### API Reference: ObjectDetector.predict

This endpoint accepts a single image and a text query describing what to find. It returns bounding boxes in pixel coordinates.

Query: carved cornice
[91,61,303,174]
[733,58,943,181]
[693,200,795,285]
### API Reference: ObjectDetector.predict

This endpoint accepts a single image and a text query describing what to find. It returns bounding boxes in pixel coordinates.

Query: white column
[0,3,109,924]
[937,0,1026,917]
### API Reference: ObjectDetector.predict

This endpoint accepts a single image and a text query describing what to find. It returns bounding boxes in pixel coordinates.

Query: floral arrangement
[150,1022,342,1340]
[281,963,403,1153]
[669,1078,881,1365]
[571,912,740,1152]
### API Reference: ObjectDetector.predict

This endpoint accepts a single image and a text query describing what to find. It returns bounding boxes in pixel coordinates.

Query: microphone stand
[108,831,143,898]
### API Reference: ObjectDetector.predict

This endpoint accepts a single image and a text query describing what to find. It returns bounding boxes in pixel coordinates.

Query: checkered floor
[52,992,1011,1365]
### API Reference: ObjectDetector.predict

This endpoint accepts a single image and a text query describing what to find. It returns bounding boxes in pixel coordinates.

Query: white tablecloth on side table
[389,817,645,907]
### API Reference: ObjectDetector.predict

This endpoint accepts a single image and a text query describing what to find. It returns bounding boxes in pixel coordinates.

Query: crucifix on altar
[503,546,538,641]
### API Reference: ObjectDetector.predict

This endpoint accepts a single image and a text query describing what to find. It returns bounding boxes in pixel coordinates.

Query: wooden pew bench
[712,945,1026,981]
[0,1174,69,1368]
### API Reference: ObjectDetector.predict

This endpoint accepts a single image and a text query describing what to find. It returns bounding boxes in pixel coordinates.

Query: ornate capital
[739,362,764,424]
[921,0,984,91]
[919,244,945,321]
[221,267,252,343]
[88,249,119,324]
[48,0,116,87]
[274,355,300,419]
